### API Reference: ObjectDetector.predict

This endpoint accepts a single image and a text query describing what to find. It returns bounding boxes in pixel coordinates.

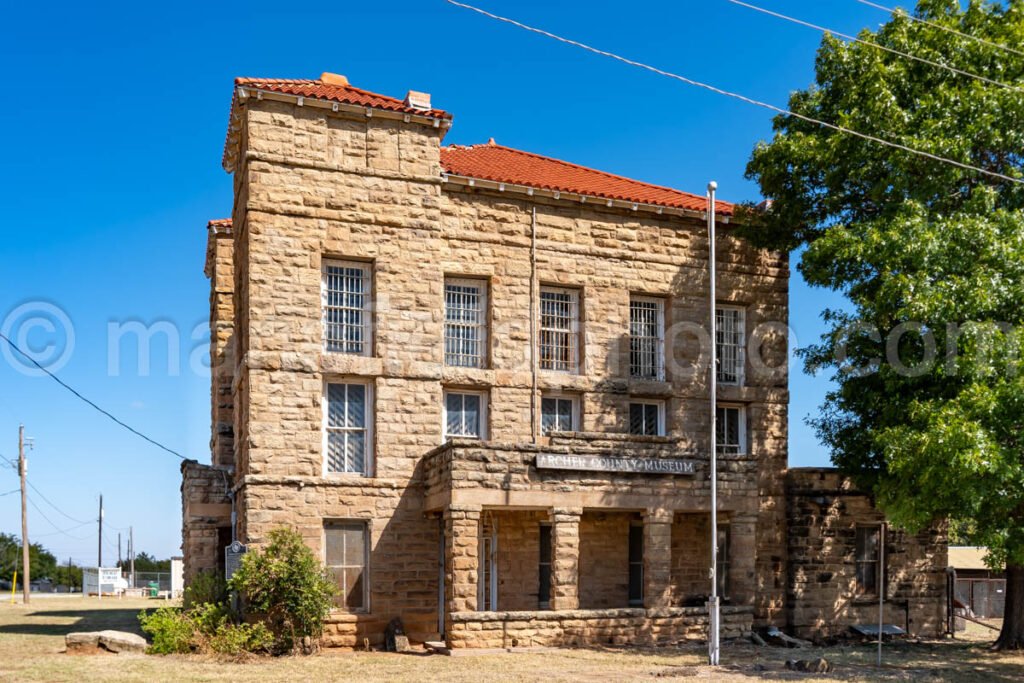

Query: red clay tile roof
[440,142,733,216]
[234,77,451,120]
[207,218,232,229]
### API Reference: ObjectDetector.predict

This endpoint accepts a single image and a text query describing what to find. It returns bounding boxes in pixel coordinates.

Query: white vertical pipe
[707,181,720,666]
[878,522,886,666]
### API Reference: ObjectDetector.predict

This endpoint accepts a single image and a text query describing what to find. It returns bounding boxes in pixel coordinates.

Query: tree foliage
[742,0,1024,647]
[0,533,58,583]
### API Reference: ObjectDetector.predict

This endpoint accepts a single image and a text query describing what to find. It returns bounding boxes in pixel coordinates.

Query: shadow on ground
[0,608,145,638]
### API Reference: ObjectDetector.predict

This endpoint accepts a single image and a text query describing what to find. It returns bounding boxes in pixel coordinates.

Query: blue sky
[0,0,888,564]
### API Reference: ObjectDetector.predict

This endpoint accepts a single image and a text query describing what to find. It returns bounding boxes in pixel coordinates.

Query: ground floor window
[538,523,552,609]
[628,521,644,606]
[855,525,884,597]
[325,520,368,611]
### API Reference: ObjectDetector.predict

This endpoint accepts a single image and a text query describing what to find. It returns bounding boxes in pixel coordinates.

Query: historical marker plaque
[224,540,247,581]
[535,453,697,475]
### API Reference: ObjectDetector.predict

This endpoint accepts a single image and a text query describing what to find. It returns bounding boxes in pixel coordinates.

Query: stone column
[444,505,481,615]
[728,513,758,608]
[550,507,582,611]
[644,509,674,609]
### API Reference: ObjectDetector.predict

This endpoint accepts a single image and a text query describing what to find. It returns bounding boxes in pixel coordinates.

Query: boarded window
[325,521,368,611]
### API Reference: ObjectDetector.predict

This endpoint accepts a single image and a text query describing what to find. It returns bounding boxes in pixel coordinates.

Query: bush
[139,607,194,654]
[183,570,227,610]
[207,622,274,655]
[228,527,336,653]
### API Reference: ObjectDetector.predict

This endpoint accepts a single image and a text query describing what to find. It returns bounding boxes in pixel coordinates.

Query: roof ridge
[443,142,728,208]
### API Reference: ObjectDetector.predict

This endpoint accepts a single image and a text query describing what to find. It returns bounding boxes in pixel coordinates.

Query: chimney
[404,90,432,111]
[320,72,349,87]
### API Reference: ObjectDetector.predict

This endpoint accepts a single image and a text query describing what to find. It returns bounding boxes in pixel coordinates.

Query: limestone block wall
[785,469,947,639]
[489,510,547,611]
[205,223,235,470]
[447,606,754,649]
[579,511,635,609]
[180,460,231,585]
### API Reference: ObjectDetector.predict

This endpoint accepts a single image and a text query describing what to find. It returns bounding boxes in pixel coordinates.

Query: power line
[1,488,19,496]
[729,0,1023,92]
[0,332,186,461]
[856,0,1024,59]
[26,496,91,541]
[445,1,1024,186]
[25,479,91,525]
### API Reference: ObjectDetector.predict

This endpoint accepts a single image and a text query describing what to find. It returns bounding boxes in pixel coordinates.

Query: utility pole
[18,425,30,605]
[97,495,103,568]
[118,533,122,567]
[129,526,135,588]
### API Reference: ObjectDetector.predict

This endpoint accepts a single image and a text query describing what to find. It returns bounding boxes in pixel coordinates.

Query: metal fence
[128,572,171,591]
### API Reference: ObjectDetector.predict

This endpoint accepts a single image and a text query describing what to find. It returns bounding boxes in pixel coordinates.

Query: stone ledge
[449,605,754,623]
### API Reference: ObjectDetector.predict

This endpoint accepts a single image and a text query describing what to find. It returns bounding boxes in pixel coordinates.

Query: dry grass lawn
[0,597,1021,682]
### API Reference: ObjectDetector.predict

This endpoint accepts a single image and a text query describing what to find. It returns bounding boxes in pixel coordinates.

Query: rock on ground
[65,630,147,655]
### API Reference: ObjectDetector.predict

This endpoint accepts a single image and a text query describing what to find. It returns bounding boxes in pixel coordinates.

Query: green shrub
[183,570,227,609]
[207,622,274,655]
[138,607,195,654]
[228,527,336,653]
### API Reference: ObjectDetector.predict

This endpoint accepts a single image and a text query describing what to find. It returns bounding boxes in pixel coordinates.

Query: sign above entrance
[535,453,697,475]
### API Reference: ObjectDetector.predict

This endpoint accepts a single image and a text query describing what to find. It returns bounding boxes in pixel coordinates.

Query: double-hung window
[539,287,580,373]
[325,382,371,475]
[325,521,369,611]
[541,394,578,435]
[323,260,371,355]
[445,278,487,368]
[855,525,884,596]
[716,306,745,385]
[716,405,746,455]
[629,401,665,436]
[630,296,665,380]
[444,390,487,439]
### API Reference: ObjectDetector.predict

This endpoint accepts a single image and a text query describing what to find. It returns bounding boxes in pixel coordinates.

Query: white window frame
[322,379,374,476]
[716,306,746,386]
[539,286,580,373]
[322,259,372,356]
[716,404,747,455]
[629,295,665,380]
[444,277,488,368]
[540,392,580,435]
[323,519,370,613]
[628,399,666,437]
[442,389,488,441]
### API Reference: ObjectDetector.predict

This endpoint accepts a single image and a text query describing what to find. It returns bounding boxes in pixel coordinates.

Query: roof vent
[404,90,432,111]
[320,72,349,87]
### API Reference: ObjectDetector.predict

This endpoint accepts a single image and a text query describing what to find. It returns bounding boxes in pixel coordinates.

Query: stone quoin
[181,72,947,648]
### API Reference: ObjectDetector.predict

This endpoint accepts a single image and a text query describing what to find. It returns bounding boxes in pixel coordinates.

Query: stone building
[181,72,947,648]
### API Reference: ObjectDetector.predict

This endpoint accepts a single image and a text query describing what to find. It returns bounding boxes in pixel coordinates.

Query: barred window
[325,521,368,611]
[630,296,665,380]
[716,307,745,385]
[323,261,371,355]
[539,287,579,373]
[541,395,578,434]
[445,279,487,368]
[325,382,371,475]
[629,401,664,436]
[444,391,486,439]
[716,405,746,455]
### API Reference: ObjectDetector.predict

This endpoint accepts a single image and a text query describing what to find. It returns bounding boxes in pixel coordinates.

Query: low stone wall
[180,460,232,586]
[447,606,753,648]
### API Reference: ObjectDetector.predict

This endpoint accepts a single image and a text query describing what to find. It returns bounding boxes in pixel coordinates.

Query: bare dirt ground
[0,597,1020,682]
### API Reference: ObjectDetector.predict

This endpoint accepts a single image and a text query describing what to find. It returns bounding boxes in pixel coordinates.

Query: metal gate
[956,578,1006,619]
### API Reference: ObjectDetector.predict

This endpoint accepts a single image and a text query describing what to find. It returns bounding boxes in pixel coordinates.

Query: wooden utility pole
[18,425,29,605]
[97,495,103,568]
[129,526,134,588]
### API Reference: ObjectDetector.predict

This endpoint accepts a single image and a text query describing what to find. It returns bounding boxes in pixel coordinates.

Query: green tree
[126,552,170,573]
[0,532,59,584]
[743,0,1024,649]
